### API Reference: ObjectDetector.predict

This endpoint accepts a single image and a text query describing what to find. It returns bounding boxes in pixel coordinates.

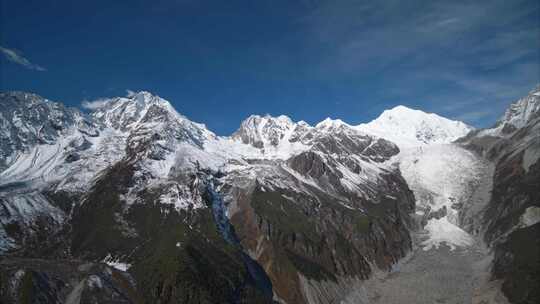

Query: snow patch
[519,206,540,228]
[421,217,474,251]
[103,254,131,271]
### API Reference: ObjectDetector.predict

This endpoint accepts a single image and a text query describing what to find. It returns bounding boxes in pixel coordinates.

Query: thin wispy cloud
[0,46,46,71]
[454,110,494,124]
[81,89,136,110]
[81,98,110,110]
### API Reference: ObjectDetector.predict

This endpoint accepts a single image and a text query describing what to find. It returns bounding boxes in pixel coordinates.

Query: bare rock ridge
[1,86,539,304]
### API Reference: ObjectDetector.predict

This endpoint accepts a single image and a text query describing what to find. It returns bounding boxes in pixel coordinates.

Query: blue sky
[1,0,539,134]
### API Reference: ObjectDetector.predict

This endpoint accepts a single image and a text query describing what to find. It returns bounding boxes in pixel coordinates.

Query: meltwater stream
[207,180,274,301]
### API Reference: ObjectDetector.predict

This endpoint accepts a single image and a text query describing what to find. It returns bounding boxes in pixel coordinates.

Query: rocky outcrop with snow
[481,86,540,137]
[498,86,540,129]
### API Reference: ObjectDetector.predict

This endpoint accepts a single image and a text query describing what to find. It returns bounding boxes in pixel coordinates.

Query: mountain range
[0,86,538,304]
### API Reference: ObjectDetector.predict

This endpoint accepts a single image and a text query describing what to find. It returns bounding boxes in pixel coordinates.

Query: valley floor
[362,233,508,304]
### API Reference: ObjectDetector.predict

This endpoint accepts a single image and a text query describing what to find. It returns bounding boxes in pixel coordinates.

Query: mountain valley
[0,87,539,304]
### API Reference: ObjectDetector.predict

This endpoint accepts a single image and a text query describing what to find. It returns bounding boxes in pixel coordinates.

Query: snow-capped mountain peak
[315,117,349,130]
[356,105,473,148]
[497,86,540,130]
[475,86,540,137]
[88,91,184,132]
[232,114,298,148]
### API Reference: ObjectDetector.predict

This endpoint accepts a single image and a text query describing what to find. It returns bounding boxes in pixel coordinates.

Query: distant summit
[355,105,473,148]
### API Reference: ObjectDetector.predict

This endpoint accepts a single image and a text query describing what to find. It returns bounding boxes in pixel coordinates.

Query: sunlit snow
[421,217,474,250]
[103,254,131,272]
[356,105,472,148]
[397,144,484,251]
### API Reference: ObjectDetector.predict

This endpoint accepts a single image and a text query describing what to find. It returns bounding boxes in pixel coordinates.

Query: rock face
[459,86,540,304]
[0,91,416,304]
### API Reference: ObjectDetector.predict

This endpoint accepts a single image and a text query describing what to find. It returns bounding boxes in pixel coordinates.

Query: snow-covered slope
[0,91,219,189]
[227,114,311,159]
[0,92,98,171]
[0,92,118,192]
[89,91,214,145]
[356,105,473,148]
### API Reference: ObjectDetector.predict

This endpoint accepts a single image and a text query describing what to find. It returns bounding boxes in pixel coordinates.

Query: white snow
[421,217,474,251]
[225,115,312,160]
[157,182,206,211]
[315,117,349,129]
[0,126,127,192]
[397,144,484,250]
[518,206,540,228]
[356,105,473,148]
[103,254,131,271]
